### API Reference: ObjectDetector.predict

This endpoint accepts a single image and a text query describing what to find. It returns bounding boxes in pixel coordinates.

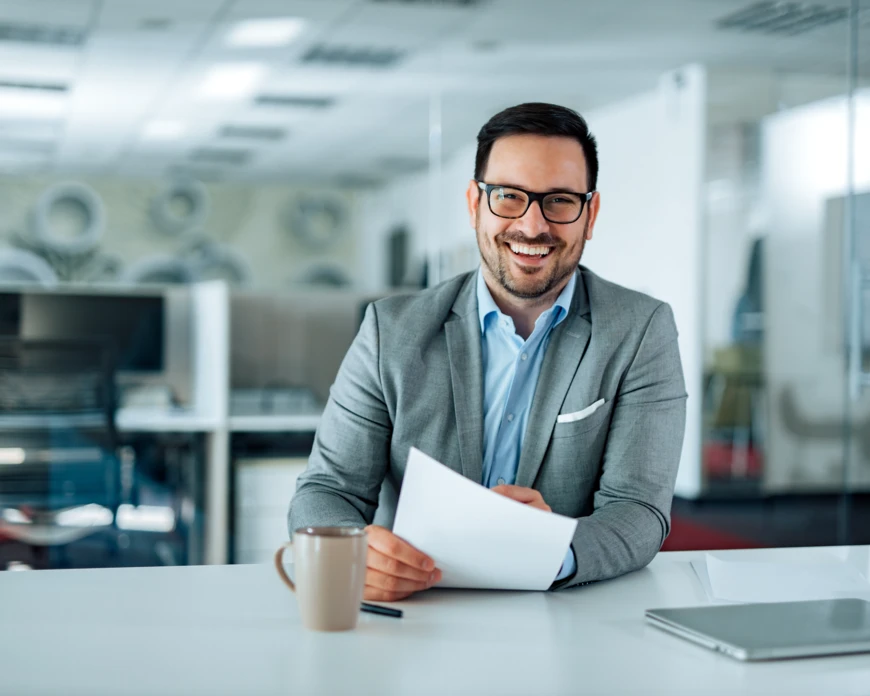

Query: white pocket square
[557,399,606,424]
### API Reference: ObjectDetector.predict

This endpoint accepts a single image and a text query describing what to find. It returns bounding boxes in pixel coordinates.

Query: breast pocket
[551,399,612,439]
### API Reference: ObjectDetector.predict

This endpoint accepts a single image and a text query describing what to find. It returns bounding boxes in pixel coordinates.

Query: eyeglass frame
[476,181,595,224]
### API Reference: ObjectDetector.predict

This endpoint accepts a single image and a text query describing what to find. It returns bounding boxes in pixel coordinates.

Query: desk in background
[1,546,868,696]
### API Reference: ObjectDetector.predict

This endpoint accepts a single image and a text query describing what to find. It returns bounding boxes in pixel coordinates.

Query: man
[289,103,687,601]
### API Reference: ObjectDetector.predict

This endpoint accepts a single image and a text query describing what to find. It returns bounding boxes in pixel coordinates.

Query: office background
[0,0,869,571]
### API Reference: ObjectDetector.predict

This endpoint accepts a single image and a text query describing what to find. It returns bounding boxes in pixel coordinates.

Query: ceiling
[0,0,866,184]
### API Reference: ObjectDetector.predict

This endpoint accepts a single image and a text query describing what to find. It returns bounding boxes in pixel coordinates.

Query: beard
[477,218,588,300]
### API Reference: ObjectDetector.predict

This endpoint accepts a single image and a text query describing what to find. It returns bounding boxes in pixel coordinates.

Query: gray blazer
[288,266,687,588]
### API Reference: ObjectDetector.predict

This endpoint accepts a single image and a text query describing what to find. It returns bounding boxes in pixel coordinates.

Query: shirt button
[506,413,514,422]
[521,353,528,361]
[497,477,506,485]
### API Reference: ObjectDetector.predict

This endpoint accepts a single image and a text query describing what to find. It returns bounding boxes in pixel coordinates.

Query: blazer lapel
[445,275,484,484]
[515,272,592,489]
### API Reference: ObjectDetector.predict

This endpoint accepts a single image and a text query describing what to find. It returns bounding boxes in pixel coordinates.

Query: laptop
[645,599,870,661]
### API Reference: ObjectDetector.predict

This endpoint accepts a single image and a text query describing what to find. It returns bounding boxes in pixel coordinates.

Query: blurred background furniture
[702,237,766,493]
[0,337,121,569]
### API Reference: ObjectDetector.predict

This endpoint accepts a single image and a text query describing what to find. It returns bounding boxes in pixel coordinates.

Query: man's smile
[504,240,555,268]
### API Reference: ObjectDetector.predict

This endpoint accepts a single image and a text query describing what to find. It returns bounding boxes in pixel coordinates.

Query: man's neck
[481,270,570,340]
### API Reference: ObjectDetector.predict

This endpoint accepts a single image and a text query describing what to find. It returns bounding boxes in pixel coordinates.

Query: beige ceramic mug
[274,527,368,632]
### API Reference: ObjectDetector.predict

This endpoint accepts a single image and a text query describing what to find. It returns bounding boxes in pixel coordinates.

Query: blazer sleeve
[288,303,391,534]
[556,302,687,588]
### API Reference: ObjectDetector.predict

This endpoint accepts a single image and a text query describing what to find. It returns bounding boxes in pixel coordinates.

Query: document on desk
[392,447,577,591]
[692,554,870,603]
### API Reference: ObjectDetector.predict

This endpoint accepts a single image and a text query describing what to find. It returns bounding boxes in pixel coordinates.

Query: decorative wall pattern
[0,176,359,290]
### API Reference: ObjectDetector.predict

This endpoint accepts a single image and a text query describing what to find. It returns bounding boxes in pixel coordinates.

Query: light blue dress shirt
[477,269,577,582]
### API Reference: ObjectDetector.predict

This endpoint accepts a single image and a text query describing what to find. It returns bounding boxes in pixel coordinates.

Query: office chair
[0,338,121,569]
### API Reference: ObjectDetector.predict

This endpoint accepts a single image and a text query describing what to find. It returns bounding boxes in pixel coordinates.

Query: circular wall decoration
[121,256,195,285]
[0,248,58,286]
[298,264,351,288]
[284,194,345,251]
[178,237,252,286]
[149,179,209,236]
[30,182,105,255]
[188,246,252,286]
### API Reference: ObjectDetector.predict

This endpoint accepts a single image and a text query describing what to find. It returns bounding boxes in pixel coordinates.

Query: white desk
[116,408,222,433]
[228,412,322,432]
[1,546,868,696]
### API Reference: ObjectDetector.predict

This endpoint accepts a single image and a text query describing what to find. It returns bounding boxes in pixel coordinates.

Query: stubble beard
[477,218,588,300]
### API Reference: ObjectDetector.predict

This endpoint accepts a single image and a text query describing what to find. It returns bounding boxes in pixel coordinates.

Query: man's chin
[501,276,554,300]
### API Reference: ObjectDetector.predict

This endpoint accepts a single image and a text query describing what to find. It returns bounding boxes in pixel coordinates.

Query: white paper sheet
[692,554,870,603]
[392,447,578,591]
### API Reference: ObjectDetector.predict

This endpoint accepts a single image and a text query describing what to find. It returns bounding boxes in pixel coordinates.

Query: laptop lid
[645,599,870,661]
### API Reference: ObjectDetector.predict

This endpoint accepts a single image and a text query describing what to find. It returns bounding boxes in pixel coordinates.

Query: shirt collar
[476,266,576,333]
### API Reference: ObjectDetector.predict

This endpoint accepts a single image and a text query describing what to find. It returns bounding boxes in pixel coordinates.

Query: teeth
[509,243,550,256]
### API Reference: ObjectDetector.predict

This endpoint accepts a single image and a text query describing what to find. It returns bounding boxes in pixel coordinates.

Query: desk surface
[1,546,869,696]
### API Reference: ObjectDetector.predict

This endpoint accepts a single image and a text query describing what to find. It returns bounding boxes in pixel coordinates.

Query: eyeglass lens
[488,186,584,223]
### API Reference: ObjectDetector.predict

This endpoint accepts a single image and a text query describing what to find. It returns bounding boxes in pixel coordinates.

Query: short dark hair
[474,102,599,191]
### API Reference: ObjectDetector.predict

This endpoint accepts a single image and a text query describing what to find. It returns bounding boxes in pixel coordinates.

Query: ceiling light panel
[0,22,87,47]
[715,2,848,37]
[301,44,405,68]
[189,147,252,166]
[0,80,67,92]
[226,17,305,47]
[254,94,335,109]
[138,18,174,32]
[198,63,266,100]
[0,0,93,25]
[368,0,483,5]
[219,125,287,141]
[0,86,66,118]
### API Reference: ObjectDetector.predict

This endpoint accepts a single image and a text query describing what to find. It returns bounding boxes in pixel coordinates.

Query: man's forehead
[485,134,588,188]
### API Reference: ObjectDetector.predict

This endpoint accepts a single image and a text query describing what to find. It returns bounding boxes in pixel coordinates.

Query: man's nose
[516,199,550,235]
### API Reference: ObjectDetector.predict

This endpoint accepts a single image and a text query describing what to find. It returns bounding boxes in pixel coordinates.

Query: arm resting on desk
[288,304,391,534]
[557,303,687,589]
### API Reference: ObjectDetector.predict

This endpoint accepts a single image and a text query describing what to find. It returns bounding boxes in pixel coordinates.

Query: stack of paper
[392,448,577,591]
[692,554,870,603]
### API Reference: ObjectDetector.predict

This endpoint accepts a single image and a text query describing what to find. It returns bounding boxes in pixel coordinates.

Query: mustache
[495,231,564,247]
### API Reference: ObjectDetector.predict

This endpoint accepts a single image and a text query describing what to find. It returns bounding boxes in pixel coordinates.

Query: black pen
[361,602,403,618]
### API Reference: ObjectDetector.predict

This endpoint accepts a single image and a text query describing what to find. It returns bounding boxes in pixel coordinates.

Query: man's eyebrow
[490,182,585,194]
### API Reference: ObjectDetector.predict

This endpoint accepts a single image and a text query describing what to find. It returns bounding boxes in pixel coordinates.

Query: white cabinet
[234,457,307,564]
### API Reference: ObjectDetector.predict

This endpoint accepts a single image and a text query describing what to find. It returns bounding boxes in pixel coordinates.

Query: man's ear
[584,191,601,241]
[466,179,481,229]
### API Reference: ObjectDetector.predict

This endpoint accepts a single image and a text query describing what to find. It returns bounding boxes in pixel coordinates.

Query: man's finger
[528,501,552,512]
[367,547,436,584]
[366,526,435,571]
[365,568,428,595]
[492,484,540,503]
[364,586,414,602]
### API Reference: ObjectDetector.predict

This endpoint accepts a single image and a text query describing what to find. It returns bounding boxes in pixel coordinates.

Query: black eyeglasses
[477,181,594,224]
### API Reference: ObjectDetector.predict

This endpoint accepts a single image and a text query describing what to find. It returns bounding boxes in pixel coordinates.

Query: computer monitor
[0,291,165,374]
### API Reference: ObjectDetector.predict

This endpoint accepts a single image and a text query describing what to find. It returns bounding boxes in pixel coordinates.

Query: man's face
[467,134,599,301]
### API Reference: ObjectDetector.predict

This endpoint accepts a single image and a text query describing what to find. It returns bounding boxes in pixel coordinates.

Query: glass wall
[695,0,870,549]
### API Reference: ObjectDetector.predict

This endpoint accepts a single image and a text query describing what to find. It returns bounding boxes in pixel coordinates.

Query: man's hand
[363,525,442,602]
[491,484,551,512]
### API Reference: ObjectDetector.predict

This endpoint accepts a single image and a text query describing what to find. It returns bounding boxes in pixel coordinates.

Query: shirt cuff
[554,544,577,582]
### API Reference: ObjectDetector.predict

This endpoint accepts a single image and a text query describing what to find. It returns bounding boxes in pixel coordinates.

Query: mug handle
[274,541,296,592]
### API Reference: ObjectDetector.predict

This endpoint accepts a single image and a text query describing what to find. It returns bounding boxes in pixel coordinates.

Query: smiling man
[289,103,687,601]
